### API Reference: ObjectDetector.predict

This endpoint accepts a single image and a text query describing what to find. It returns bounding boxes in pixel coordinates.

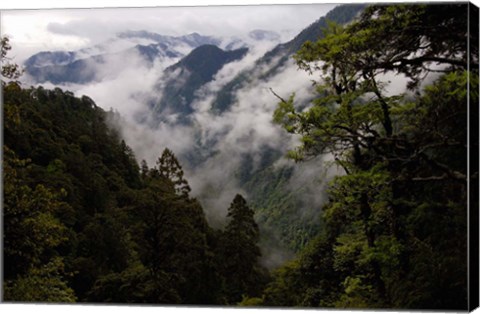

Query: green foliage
[88,263,152,303]
[1,36,23,83]
[3,4,475,308]
[218,195,269,304]
[154,148,191,197]
[239,296,264,306]
[131,178,210,303]
[2,76,245,304]
[262,260,304,306]
[244,164,323,252]
[4,257,77,303]
[263,233,342,307]
[267,3,474,310]
[3,146,69,280]
[3,71,272,304]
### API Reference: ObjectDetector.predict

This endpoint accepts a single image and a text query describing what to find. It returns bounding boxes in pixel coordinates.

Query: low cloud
[3,4,337,64]
[26,36,339,238]
[18,23,332,268]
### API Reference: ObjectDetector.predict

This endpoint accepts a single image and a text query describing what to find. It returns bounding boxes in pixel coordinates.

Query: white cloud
[1,3,336,63]
[2,2,342,263]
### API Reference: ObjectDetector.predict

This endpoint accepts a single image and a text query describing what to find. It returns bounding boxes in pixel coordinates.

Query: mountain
[24,31,222,85]
[211,4,366,113]
[117,30,221,48]
[248,29,281,42]
[147,4,367,254]
[25,43,185,85]
[26,55,100,84]
[24,51,77,68]
[190,4,367,253]
[23,28,283,85]
[20,4,366,255]
[153,45,249,120]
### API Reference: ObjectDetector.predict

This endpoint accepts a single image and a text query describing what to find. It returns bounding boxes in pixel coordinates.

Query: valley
[2,2,476,309]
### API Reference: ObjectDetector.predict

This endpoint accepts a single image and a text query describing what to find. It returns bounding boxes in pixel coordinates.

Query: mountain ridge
[154,45,249,120]
[24,31,224,85]
[211,4,366,113]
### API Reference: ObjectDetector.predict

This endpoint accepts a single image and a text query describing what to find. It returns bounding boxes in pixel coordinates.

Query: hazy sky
[1,2,336,63]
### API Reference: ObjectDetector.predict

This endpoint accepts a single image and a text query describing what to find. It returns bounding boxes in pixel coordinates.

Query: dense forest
[2,3,478,310]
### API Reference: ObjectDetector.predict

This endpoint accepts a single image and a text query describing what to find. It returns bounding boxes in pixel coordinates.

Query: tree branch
[418,153,467,182]
[269,88,287,104]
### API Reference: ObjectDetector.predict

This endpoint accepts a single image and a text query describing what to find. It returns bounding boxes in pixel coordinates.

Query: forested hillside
[261,3,478,310]
[2,2,478,310]
[2,40,268,303]
[211,4,365,113]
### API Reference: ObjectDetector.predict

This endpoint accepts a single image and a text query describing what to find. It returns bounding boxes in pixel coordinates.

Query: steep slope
[143,4,367,256]
[19,4,367,259]
[25,44,182,84]
[3,82,269,304]
[24,32,221,85]
[203,4,366,253]
[211,4,365,113]
[154,45,248,119]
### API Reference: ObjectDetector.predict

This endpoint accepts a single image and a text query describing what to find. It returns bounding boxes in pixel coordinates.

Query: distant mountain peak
[24,30,226,85]
[116,30,221,47]
[154,45,249,119]
[211,4,366,113]
[186,32,201,37]
[248,29,281,41]
[172,44,248,81]
[117,30,157,39]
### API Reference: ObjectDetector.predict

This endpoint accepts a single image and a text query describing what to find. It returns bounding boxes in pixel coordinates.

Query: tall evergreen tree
[219,194,268,304]
[156,148,191,197]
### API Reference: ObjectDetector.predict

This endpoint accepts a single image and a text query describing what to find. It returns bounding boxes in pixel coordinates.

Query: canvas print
[1,1,478,310]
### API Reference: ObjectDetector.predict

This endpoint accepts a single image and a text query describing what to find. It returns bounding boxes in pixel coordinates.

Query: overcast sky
[1,2,337,63]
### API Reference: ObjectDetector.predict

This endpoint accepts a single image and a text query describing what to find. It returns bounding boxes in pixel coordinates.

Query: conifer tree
[156,148,191,197]
[220,194,267,304]
[140,159,149,180]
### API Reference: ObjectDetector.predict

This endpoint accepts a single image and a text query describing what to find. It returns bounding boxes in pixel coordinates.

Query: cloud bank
[5,3,354,267]
[2,3,336,63]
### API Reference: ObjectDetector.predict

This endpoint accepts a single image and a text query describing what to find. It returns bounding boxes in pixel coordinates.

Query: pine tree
[219,194,267,304]
[140,159,149,180]
[156,148,191,197]
[225,195,260,246]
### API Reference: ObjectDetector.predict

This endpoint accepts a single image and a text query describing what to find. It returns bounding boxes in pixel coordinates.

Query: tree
[1,36,23,84]
[3,146,75,302]
[140,159,149,181]
[271,3,475,309]
[219,194,268,304]
[155,148,191,197]
[4,257,76,302]
[347,4,477,88]
[132,157,215,304]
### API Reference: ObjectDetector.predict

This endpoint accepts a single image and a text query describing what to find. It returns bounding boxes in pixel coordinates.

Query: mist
[12,7,353,268]
[22,29,423,266]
